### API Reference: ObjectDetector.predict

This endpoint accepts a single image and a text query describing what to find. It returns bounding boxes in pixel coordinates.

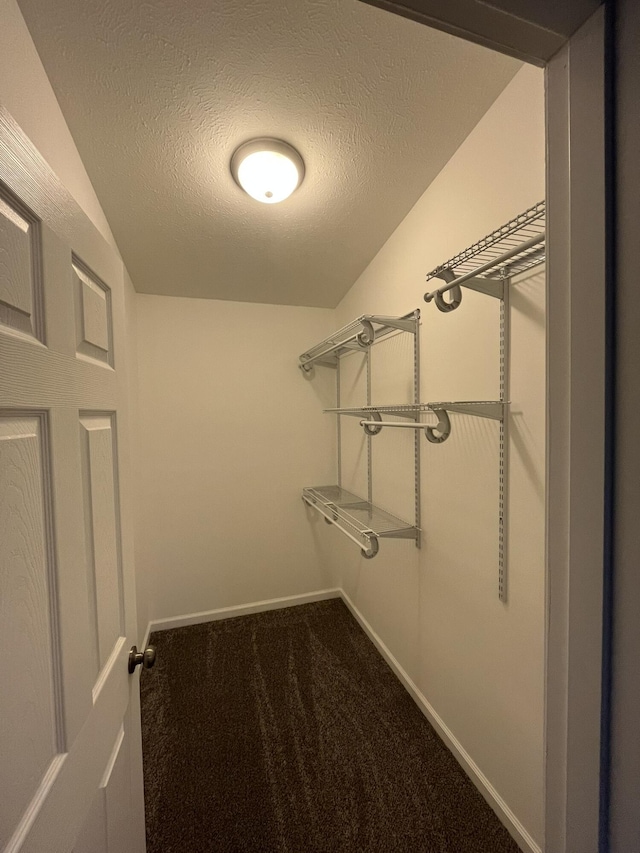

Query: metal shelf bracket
[425,409,451,443]
[428,268,463,312]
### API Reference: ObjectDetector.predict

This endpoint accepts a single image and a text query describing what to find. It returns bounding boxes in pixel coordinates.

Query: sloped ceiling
[18,0,520,307]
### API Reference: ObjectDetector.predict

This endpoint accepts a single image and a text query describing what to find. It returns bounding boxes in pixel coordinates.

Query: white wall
[134,295,337,623]
[323,65,546,848]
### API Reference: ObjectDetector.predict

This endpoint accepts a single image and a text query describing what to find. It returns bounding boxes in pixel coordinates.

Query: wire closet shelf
[423,200,545,312]
[302,486,418,560]
[300,311,421,559]
[300,203,545,569]
[323,401,504,444]
[298,313,418,372]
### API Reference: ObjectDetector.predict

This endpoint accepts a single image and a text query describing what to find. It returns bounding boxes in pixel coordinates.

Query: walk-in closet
[1,1,615,852]
[134,61,546,850]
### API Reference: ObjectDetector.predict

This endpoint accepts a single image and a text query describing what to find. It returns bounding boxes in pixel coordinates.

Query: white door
[0,107,146,853]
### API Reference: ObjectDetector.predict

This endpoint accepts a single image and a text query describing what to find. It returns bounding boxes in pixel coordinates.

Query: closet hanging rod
[359,417,451,444]
[503,245,545,275]
[359,420,429,429]
[424,232,545,303]
[302,494,379,557]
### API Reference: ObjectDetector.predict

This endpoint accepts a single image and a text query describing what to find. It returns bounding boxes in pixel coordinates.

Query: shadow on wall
[511,271,545,328]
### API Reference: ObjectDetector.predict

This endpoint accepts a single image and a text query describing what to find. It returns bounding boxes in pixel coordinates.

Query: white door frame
[545,11,607,852]
[360,3,610,852]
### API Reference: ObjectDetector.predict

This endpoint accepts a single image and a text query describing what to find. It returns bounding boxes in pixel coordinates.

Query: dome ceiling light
[230,138,305,204]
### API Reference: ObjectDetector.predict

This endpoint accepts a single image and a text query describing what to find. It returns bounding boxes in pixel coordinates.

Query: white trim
[4,754,67,853]
[100,725,125,789]
[544,9,606,852]
[339,590,541,853]
[92,635,126,704]
[146,588,342,635]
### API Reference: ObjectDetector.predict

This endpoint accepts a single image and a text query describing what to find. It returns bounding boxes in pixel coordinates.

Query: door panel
[0,413,61,848]
[72,258,113,367]
[79,413,123,674]
[0,190,43,341]
[103,724,135,852]
[73,790,108,853]
[49,406,94,742]
[0,105,145,853]
[73,720,135,853]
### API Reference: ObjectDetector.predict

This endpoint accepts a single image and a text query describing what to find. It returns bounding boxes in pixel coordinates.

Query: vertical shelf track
[413,319,422,549]
[366,348,373,507]
[499,285,510,602]
[336,360,342,488]
[423,200,545,601]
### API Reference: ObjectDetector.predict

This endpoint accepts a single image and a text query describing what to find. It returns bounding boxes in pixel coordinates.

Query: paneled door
[0,107,146,853]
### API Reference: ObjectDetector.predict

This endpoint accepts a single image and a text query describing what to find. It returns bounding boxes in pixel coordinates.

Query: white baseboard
[339,590,541,853]
[145,588,341,637]
[142,586,540,853]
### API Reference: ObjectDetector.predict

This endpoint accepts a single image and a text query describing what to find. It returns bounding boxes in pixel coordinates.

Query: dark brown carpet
[140,599,519,853]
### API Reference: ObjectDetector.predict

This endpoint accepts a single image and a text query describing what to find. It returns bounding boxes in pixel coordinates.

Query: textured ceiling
[18,0,520,307]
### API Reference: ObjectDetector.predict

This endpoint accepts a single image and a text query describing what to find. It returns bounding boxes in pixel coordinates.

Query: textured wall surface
[18,0,519,307]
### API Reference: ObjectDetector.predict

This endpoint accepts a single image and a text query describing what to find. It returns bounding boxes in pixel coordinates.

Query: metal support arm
[429,268,462,312]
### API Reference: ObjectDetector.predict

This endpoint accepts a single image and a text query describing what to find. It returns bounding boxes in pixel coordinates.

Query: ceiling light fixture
[230,138,305,204]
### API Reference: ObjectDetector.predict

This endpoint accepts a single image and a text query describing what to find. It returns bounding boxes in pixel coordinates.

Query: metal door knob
[128,645,156,674]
